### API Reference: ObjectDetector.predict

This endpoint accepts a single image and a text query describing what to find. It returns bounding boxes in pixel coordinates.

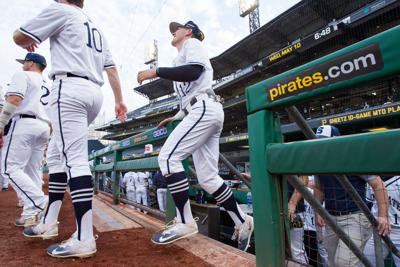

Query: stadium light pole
[144,39,158,70]
[239,0,260,33]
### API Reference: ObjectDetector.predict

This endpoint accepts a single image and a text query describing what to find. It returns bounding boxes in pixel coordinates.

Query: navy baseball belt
[183,94,222,115]
[19,114,37,119]
[52,72,89,81]
[329,210,361,216]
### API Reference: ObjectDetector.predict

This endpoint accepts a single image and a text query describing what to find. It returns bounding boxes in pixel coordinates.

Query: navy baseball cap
[169,21,205,41]
[316,125,340,138]
[16,53,47,68]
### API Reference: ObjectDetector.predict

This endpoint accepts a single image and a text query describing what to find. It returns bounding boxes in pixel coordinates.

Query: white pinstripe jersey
[6,71,50,123]
[371,176,400,226]
[123,172,137,191]
[19,2,115,86]
[172,38,214,109]
[303,188,316,231]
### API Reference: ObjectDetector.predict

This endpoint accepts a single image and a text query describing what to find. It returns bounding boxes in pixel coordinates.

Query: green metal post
[248,110,285,267]
[112,150,122,205]
[93,157,100,195]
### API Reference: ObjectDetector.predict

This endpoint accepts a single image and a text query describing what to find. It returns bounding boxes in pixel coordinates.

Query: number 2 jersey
[371,176,400,226]
[6,71,50,123]
[19,2,115,86]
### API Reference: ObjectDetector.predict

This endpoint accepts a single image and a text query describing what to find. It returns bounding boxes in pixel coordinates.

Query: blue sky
[0,0,300,121]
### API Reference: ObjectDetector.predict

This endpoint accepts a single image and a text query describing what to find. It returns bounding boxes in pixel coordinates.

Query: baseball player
[135,171,150,214]
[288,177,308,265]
[0,52,50,227]
[153,171,168,212]
[0,85,7,192]
[137,20,253,251]
[122,171,137,207]
[363,176,400,266]
[15,0,127,258]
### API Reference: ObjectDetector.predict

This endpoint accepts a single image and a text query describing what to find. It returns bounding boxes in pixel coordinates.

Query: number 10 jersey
[19,2,115,86]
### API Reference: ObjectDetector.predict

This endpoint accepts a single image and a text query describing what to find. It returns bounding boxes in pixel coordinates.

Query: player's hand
[137,69,157,85]
[316,214,326,227]
[25,43,38,52]
[115,101,128,122]
[157,117,174,128]
[377,216,391,236]
[240,173,251,181]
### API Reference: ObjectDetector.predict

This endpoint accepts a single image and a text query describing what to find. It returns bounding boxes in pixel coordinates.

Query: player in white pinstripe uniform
[137,20,253,251]
[0,85,6,191]
[14,0,127,258]
[0,53,50,227]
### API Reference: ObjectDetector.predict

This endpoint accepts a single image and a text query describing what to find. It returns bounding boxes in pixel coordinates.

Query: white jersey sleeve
[103,38,116,70]
[183,39,209,67]
[19,3,66,44]
[6,71,29,99]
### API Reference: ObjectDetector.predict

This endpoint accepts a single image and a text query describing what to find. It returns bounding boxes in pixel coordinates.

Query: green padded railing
[94,163,114,172]
[267,129,400,175]
[115,156,159,171]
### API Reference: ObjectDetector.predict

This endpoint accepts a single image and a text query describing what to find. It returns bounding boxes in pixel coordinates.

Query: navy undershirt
[156,64,204,82]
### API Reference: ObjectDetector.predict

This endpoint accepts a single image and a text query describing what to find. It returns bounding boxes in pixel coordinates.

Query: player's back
[125,172,136,189]
[6,71,49,123]
[20,2,114,86]
[51,4,109,84]
[136,172,148,188]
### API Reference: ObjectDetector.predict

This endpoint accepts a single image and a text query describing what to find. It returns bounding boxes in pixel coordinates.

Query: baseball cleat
[1,187,8,192]
[47,233,97,258]
[235,215,254,252]
[23,222,59,239]
[15,216,38,227]
[15,217,25,227]
[151,218,198,245]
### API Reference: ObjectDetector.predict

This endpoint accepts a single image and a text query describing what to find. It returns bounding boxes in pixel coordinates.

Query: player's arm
[13,31,38,52]
[0,71,27,144]
[288,176,308,220]
[0,95,23,147]
[105,68,127,123]
[368,176,390,236]
[14,3,65,52]
[0,95,23,127]
[313,177,325,226]
[137,64,204,85]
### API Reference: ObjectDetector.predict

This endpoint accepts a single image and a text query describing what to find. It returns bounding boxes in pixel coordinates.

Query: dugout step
[95,194,256,267]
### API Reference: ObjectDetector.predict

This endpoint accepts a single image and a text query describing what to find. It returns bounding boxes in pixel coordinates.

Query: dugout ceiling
[134,0,376,100]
